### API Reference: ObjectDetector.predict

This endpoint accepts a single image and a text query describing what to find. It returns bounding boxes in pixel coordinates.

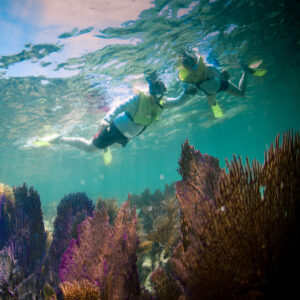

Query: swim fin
[248,59,263,69]
[247,59,267,76]
[252,69,267,76]
[103,147,112,165]
[34,134,60,147]
[212,103,224,118]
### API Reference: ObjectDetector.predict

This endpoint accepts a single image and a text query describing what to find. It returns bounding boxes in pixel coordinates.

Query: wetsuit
[180,64,229,95]
[92,92,163,149]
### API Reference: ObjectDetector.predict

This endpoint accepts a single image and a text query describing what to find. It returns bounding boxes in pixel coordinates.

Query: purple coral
[0,247,23,298]
[0,194,9,250]
[0,192,15,251]
[11,184,47,277]
[59,200,140,299]
[41,192,94,290]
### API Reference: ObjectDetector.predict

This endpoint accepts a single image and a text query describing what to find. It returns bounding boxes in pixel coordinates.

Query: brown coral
[95,197,119,225]
[172,132,300,299]
[136,189,179,290]
[60,280,100,300]
[150,266,183,300]
[146,196,180,255]
[42,283,57,300]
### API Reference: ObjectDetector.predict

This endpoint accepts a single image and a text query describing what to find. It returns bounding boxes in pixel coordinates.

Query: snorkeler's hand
[97,119,109,131]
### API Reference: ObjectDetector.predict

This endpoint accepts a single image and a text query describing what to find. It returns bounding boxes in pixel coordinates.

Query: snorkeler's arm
[164,84,196,108]
[164,90,189,108]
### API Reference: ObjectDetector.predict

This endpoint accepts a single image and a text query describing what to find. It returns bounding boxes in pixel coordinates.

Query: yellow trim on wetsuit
[133,92,164,126]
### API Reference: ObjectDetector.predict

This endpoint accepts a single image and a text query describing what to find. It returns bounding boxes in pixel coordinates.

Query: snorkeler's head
[145,71,167,99]
[179,50,198,70]
[149,79,167,99]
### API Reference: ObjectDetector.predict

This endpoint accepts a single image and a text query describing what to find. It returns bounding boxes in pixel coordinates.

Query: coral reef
[132,184,179,290]
[0,246,38,300]
[41,192,94,291]
[150,266,183,300]
[95,196,119,225]
[43,282,57,300]
[0,184,47,298]
[60,280,100,300]
[137,194,180,290]
[0,183,15,250]
[131,183,175,233]
[0,131,298,299]
[172,132,300,299]
[0,247,23,299]
[59,199,140,299]
[0,182,15,207]
[146,196,179,256]
[12,184,47,277]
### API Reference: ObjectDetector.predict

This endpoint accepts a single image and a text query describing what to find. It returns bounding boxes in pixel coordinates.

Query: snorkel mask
[178,50,197,68]
[145,71,167,99]
[149,80,167,99]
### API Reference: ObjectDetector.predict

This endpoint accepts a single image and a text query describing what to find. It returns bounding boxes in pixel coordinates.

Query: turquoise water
[0,0,299,218]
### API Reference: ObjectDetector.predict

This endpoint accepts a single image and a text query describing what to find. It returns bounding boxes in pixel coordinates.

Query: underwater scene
[0,0,299,299]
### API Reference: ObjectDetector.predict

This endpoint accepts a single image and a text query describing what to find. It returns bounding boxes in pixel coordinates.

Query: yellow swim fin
[212,103,224,118]
[34,140,51,147]
[103,147,112,165]
[252,69,267,76]
[34,134,60,147]
[247,59,267,76]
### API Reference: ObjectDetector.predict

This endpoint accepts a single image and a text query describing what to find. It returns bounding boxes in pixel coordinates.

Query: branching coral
[43,282,57,300]
[11,184,46,277]
[0,183,15,207]
[135,186,179,290]
[41,192,94,290]
[150,266,183,300]
[0,184,48,298]
[0,246,38,300]
[95,196,119,225]
[131,183,175,234]
[0,247,23,299]
[59,199,140,299]
[60,280,100,300]
[172,132,300,299]
[0,183,15,250]
[146,196,180,255]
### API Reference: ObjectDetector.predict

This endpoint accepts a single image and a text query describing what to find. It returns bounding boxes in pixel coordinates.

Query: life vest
[133,92,164,126]
[178,57,206,84]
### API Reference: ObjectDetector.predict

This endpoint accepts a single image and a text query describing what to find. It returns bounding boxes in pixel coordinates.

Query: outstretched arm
[164,85,197,108]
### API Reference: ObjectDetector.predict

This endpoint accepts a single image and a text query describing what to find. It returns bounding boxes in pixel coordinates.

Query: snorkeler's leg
[206,94,217,107]
[226,71,247,97]
[57,137,98,152]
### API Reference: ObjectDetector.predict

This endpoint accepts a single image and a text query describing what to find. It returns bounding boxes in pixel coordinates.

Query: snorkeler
[36,73,185,164]
[171,49,266,118]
